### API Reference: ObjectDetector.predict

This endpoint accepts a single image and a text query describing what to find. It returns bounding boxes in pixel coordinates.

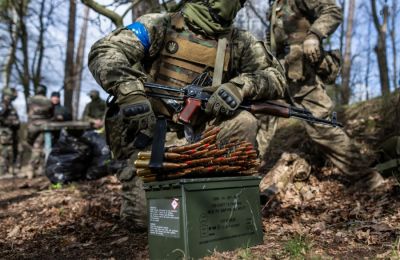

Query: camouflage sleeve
[296,0,342,39]
[88,14,170,97]
[229,30,286,100]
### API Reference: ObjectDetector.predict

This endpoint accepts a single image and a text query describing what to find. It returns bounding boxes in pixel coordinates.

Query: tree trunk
[2,7,19,87]
[16,0,30,101]
[340,0,356,105]
[364,19,372,101]
[81,0,122,27]
[390,0,398,89]
[336,0,345,104]
[63,0,77,114]
[73,5,90,120]
[31,0,46,89]
[371,0,391,96]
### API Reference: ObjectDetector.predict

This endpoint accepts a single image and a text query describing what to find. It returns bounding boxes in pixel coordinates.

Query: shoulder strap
[212,36,228,86]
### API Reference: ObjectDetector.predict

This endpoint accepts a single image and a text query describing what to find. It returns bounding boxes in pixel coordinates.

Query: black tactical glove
[117,93,156,132]
[204,83,243,117]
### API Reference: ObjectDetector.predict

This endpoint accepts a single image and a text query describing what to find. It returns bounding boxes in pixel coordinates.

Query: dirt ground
[1,94,399,259]
[1,171,399,259]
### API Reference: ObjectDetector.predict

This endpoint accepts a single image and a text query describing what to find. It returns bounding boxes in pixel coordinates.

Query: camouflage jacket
[82,98,107,122]
[268,0,342,56]
[27,95,53,122]
[89,12,286,103]
[0,101,20,131]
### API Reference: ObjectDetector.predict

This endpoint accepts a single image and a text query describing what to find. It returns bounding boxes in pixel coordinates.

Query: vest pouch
[286,44,304,82]
[317,49,342,84]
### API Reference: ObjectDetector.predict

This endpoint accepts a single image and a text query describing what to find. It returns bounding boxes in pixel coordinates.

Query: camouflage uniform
[82,90,107,124]
[27,88,53,179]
[265,0,382,186]
[0,88,20,175]
[89,2,286,230]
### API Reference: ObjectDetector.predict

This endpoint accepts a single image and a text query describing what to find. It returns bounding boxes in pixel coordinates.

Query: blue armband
[126,22,151,53]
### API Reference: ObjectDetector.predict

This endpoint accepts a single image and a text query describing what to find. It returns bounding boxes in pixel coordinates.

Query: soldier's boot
[26,164,35,179]
[259,153,311,203]
[350,170,385,192]
[120,175,147,231]
[0,165,5,175]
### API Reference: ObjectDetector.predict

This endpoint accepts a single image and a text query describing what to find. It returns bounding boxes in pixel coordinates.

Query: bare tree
[370,0,391,96]
[1,1,19,87]
[31,0,46,89]
[63,0,77,113]
[364,18,372,101]
[389,0,398,89]
[340,0,356,105]
[72,5,90,120]
[14,0,30,105]
[81,0,124,27]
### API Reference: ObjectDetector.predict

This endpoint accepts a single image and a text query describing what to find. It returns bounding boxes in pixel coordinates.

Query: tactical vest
[270,0,311,56]
[270,0,311,82]
[146,13,231,117]
[148,14,230,88]
[28,95,53,120]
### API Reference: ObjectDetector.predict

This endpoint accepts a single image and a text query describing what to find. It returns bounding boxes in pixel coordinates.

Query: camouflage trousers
[0,144,13,175]
[27,122,45,179]
[291,77,370,177]
[259,77,383,197]
[106,109,260,230]
[256,115,278,163]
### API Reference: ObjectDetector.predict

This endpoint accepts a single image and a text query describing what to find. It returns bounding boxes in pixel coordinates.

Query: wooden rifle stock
[245,103,290,118]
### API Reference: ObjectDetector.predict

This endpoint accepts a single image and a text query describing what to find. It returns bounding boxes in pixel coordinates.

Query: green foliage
[391,237,400,258]
[50,183,62,190]
[284,235,312,260]
[237,247,254,260]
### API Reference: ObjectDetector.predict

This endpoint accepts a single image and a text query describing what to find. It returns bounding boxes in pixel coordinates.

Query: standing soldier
[27,85,53,179]
[0,88,20,175]
[88,0,286,230]
[262,0,383,193]
[51,91,72,122]
[50,91,72,142]
[82,90,107,129]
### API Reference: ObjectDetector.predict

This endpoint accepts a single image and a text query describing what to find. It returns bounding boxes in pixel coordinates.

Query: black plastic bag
[45,131,91,184]
[81,131,111,180]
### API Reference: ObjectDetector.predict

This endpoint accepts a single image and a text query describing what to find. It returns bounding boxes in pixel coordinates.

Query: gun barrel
[145,83,185,94]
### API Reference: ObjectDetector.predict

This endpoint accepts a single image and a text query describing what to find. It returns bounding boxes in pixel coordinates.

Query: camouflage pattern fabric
[82,97,107,122]
[0,139,14,175]
[0,98,20,175]
[263,0,383,192]
[89,11,286,230]
[27,94,53,179]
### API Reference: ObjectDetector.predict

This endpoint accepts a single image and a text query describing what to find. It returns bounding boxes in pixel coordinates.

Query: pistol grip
[179,98,202,124]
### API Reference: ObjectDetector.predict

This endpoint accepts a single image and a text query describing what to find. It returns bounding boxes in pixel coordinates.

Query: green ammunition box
[144,176,263,259]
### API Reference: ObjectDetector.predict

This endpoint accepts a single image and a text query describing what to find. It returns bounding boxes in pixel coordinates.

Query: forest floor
[1,94,399,259]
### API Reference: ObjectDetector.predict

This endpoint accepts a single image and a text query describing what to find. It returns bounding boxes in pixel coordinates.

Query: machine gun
[143,82,343,128]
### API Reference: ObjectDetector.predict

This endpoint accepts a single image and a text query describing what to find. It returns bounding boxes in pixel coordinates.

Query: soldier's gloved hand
[118,94,156,131]
[303,34,321,63]
[203,83,243,117]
